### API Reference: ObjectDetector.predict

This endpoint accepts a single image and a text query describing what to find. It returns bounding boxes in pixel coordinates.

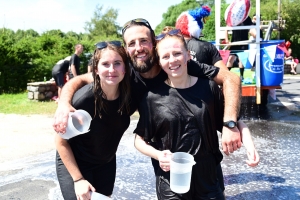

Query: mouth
[135,53,147,61]
[169,65,181,71]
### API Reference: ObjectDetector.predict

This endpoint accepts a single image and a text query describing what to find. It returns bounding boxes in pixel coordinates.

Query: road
[0,77,299,200]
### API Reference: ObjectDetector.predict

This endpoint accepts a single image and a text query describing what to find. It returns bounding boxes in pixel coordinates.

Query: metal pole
[278,0,281,39]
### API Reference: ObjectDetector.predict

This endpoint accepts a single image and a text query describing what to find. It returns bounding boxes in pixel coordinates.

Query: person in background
[175,5,227,70]
[225,16,254,81]
[52,56,71,102]
[55,41,135,200]
[69,44,84,79]
[284,48,298,75]
[134,30,259,199]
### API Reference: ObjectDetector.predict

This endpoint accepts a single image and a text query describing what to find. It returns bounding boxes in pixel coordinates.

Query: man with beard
[53,18,241,155]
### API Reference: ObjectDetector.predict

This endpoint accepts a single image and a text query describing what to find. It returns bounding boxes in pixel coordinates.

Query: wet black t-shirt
[135,79,223,158]
[130,60,219,104]
[68,83,136,171]
[186,38,223,65]
[135,78,224,198]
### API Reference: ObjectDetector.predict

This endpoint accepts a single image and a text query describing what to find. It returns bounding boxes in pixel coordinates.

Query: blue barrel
[260,40,284,86]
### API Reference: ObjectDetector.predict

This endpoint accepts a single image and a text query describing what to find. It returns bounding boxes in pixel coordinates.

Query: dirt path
[0,113,56,163]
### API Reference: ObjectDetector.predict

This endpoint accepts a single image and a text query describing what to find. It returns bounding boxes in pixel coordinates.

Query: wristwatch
[223,120,237,129]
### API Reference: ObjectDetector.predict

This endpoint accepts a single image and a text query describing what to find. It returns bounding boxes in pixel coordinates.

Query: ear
[186,50,191,61]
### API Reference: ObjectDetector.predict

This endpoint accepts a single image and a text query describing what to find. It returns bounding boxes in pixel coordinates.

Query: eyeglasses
[155,29,182,41]
[122,18,152,35]
[95,41,122,50]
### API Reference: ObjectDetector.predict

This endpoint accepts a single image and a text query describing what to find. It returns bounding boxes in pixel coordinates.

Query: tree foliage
[84,5,121,43]
[1,1,300,93]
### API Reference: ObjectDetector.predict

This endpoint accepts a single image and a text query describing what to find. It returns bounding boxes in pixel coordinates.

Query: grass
[0,93,58,115]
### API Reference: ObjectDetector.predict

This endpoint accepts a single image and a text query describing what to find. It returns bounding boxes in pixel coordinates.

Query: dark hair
[91,43,131,118]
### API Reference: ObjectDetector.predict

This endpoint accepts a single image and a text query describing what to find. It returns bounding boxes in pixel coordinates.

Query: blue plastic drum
[260,40,284,86]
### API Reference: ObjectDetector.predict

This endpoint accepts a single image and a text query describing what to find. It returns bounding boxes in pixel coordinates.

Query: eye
[114,61,122,67]
[174,52,182,57]
[161,55,169,60]
[141,39,149,45]
[101,62,110,67]
[128,42,135,47]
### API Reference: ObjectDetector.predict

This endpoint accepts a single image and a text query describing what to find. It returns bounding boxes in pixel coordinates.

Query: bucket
[59,109,92,139]
[170,152,196,194]
[260,40,284,86]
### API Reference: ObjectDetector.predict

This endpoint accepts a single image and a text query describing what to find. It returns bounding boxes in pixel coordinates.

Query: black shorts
[56,152,116,199]
[52,72,65,87]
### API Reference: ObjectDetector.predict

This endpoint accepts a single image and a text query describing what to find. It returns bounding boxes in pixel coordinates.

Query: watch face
[228,121,235,128]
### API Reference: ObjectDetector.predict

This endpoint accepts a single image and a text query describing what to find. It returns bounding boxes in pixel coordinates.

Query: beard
[130,49,158,73]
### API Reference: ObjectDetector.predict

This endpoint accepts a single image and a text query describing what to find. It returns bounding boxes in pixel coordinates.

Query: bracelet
[74,177,85,183]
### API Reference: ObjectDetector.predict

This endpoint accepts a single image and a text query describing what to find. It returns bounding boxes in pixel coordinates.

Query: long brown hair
[91,42,131,118]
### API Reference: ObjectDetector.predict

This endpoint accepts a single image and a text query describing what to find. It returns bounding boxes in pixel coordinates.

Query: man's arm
[70,64,77,77]
[214,60,228,71]
[213,68,242,155]
[53,73,93,133]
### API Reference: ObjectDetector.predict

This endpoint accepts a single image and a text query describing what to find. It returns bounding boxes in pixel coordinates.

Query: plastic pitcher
[90,191,111,200]
[170,152,196,194]
[59,109,92,139]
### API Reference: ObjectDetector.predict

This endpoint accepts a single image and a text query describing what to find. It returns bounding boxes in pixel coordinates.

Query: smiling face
[95,49,125,87]
[123,25,157,73]
[156,36,190,79]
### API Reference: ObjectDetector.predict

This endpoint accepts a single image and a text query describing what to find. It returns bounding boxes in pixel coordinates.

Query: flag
[218,50,230,64]
[277,41,290,56]
[236,51,251,69]
[263,45,277,62]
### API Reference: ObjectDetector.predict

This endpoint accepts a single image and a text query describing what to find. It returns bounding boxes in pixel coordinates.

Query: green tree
[85,5,121,43]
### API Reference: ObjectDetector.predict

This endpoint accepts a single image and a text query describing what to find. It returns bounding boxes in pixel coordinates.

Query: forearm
[134,134,160,160]
[71,65,77,76]
[214,69,241,121]
[238,121,255,151]
[55,135,83,181]
[59,73,93,104]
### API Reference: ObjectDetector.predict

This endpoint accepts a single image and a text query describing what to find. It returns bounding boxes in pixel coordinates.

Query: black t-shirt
[186,38,223,65]
[230,16,253,51]
[135,79,223,159]
[52,60,70,74]
[130,60,219,104]
[69,54,81,77]
[135,78,224,197]
[68,83,136,170]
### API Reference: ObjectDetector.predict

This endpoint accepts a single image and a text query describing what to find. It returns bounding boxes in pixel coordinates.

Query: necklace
[166,75,191,88]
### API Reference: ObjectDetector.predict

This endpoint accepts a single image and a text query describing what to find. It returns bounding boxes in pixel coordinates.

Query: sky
[0,0,183,34]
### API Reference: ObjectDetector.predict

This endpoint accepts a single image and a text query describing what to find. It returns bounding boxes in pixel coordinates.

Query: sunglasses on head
[155,29,182,41]
[122,18,152,35]
[95,41,122,50]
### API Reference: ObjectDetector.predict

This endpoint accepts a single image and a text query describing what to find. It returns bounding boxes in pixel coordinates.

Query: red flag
[277,41,290,56]
[219,50,230,64]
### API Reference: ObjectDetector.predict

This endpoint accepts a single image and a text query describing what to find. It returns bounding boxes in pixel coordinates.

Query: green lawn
[0,93,57,115]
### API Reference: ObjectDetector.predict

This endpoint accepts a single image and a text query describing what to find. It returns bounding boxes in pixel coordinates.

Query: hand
[221,127,242,156]
[245,148,260,167]
[52,102,75,133]
[74,179,95,200]
[158,150,172,172]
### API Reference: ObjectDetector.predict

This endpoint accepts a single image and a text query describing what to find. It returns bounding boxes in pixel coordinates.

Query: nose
[135,41,143,52]
[108,64,116,72]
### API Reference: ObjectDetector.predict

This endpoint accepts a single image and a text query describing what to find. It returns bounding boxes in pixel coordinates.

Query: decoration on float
[225,0,251,26]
